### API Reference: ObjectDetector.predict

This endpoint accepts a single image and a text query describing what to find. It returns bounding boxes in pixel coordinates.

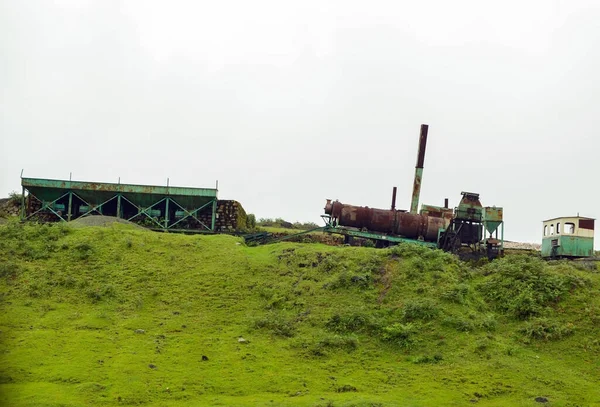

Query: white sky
[1,0,599,245]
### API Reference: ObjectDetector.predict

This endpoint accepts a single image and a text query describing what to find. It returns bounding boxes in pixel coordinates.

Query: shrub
[478,314,497,332]
[8,191,22,205]
[246,214,256,229]
[86,284,117,303]
[328,271,372,290]
[310,334,359,356]
[379,322,417,348]
[442,316,475,332]
[0,261,21,280]
[478,255,576,319]
[254,313,297,337]
[519,318,574,341]
[402,299,438,321]
[325,312,373,333]
[412,354,443,364]
[442,284,470,304]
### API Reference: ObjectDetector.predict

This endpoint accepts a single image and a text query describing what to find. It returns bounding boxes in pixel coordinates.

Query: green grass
[1,220,600,406]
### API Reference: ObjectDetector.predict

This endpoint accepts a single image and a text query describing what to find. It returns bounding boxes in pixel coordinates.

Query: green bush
[379,322,417,348]
[325,312,373,333]
[478,255,580,319]
[246,213,256,229]
[412,354,443,364]
[442,316,475,332]
[442,284,470,304]
[310,334,359,356]
[519,318,574,341]
[254,312,297,337]
[0,261,21,280]
[402,299,438,321]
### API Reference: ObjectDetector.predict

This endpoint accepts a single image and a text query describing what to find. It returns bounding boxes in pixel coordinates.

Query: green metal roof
[22,177,217,209]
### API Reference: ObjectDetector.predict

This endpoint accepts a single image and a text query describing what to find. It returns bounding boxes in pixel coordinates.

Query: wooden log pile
[0,198,20,217]
[196,200,248,232]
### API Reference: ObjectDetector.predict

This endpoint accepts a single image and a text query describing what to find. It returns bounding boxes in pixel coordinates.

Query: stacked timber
[25,196,61,222]
[0,198,21,217]
[196,200,248,232]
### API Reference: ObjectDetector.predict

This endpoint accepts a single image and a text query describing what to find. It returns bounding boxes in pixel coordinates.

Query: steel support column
[164,197,170,229]
[67,192,73,222]
[211,198,217,231]
[116,194,121,219]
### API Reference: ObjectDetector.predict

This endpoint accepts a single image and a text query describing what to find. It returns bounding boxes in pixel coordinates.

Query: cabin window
[556,222,560,234]
[544,225,548,236]
[563,222,575,234]
[550,224,555,235]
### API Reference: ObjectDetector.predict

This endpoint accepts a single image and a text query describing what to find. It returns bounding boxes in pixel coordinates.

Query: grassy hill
[1,220,599,406]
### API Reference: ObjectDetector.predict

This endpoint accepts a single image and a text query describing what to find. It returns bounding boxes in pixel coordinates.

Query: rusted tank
[324,200,449,241]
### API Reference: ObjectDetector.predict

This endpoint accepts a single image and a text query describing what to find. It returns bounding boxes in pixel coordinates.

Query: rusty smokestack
[444,198,449,209]
[410,124,428,214]
[391,187,397,210]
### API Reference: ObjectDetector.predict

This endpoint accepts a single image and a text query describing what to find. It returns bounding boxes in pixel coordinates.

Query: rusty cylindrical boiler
[324,200,448,242]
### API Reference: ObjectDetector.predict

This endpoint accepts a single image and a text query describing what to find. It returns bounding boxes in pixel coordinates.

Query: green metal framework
[21,177,218,232]
[321,215,437,248]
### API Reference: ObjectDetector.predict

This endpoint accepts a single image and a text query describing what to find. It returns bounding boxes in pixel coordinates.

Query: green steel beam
[77,195,118,219]
[211,199,217,231]
[67,192,73,222]
[123,195,167,229]
[324,225,437,248]
[21,177,217,198]
[167,198,215,231]
[116,194,122,219]
[164,197,170,229]
[23,190,71,222]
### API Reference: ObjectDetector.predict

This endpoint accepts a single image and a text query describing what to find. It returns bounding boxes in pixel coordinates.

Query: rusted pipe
[391,187,397,210]
[410,124,428,214]
[444,198,449,209]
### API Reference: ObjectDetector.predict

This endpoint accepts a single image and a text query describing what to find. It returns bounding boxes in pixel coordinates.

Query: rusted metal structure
[322,124,504,257]
[541,216,594,258]
[437,192,504,257]
[324,199,447,241]
[20,177,219,232]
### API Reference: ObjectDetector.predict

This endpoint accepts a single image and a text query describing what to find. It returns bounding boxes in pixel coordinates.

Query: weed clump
[442,283,470,304]
[254,312,297,337]
[325,312,373,334]
[0,261,22,280]
[379,322,417,349]
[310,334,359,356]
[412,354,443,364]
[519,318,574,341]
[402,299,439,321]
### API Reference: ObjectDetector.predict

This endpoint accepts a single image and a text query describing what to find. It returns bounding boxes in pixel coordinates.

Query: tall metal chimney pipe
[391,186,397,210]
[410,124,429,214]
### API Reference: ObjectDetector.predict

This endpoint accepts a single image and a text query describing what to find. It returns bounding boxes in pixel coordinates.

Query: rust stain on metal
[415,124,428,168]
[325,200,449,241]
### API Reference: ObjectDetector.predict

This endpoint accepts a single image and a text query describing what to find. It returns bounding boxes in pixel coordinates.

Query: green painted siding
[541,235,594,258]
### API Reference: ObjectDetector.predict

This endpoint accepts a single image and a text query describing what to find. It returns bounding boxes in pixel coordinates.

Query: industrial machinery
[322,124,504,258]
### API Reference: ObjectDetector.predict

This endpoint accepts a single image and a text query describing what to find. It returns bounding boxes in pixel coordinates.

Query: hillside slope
[1,221,599,406]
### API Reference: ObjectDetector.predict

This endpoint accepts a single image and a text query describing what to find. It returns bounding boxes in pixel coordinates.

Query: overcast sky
[1,0,599,245]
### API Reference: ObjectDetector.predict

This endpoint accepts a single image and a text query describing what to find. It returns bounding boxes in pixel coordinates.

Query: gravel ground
[503,241,541,251]
[70,215,143,229]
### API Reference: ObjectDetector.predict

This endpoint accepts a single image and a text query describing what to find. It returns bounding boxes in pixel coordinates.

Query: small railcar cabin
[541,216,595,258]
